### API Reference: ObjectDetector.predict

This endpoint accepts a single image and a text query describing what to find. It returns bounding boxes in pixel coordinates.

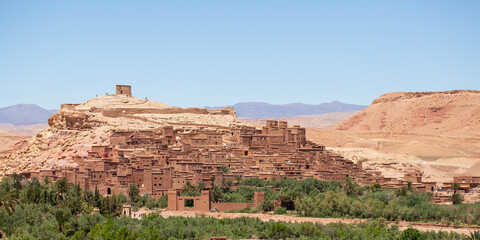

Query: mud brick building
[23,86,439,211]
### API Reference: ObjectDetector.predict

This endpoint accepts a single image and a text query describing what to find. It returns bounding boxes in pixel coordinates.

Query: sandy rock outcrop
[335,90,480,138]
[0,95,244,176]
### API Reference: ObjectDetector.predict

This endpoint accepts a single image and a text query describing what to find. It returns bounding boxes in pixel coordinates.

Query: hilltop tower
[116,85,132,96]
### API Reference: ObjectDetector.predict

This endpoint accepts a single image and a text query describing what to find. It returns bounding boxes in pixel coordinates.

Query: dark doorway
[185,199,194,208]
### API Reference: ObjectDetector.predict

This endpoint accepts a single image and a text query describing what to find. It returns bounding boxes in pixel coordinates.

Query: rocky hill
[299,90,480,182]
[206,101,366,118]
[0,94,243,176]
[335,90,480,138]
[0,104,57,125]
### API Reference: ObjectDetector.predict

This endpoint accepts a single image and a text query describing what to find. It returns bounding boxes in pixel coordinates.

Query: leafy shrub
[274,207,287,215]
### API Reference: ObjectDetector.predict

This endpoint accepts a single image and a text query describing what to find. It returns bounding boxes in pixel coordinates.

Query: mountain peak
[0,104,57,125]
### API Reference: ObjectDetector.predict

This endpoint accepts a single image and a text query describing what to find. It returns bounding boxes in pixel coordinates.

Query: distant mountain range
[0,104,57,125]
[0,101,366,126]
[205,101,366,118]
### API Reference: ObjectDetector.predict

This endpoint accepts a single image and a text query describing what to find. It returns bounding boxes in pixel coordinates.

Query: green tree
[466,230,480,240]
[196,182,206,191]
[210,185,224,203]
[234,175,242,186]
[210,175,216,187]
[451,193,464,205]
[67,184,85,214]
[259,199,275,212]
[181,181,200,197]
[0,187,19,213]
[19,178,42,204]
[221,166,230,174]
[10,173,24,192]
[101,194,122,217]
[370,183,381,192]
[128,183,140,202]
[94,186,102,208]
[220,177,232,193]
[53,177,72,202]
[84,189,95,207]
[42,176,51,186]
[266,222,291,239]
[400,228,424,240]
[53,206,71,233]
[452,183,460,194]
[274,207,287,215]
[278,190,297,210]
[342,177,359,196]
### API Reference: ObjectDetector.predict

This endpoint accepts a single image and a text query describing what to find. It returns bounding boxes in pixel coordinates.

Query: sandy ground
[0,123,48,136]
[134,210,480,235]
[0,132,31,152]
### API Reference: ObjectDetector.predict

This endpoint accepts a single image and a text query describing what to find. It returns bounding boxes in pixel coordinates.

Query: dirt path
[152,210,480,235]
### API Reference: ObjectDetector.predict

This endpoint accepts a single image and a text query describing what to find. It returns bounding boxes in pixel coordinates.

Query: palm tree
[67,184,84,215]
[452,183,460,193]
[342,177,357,196]
[234,176,242,186]
[210,175,216,187]
[127,183,139,202]
[42,176,51,186]
[53,207,71,233]
[451,192,464,205]
[53,178,71,202]
[196,182,206,191]
[210,186,224,203]
[466,230,480,240]
[10,174,24,191]
[221,166,230,174]
[219,177,232,193]
[0,187,19,213]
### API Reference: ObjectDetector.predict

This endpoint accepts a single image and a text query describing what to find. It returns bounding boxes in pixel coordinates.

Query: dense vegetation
[0,174,478,239]
[220,177,480,226]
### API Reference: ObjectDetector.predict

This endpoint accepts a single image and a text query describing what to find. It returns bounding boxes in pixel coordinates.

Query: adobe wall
[211,202,253,211]
[167,190,264,212]
[116,85,132,96]
[168,190,211,212]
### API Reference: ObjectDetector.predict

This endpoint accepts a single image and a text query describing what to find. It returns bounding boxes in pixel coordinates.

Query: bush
[451,193,464,205]
[259,200,275,212]
[400,227,424,240]
[274,207,287,215]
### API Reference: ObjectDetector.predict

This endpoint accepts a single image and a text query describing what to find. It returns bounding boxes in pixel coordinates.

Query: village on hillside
[15,86,479,212]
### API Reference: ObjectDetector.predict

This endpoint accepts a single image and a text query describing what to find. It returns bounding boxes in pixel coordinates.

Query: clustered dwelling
[26,119,437,198]
[19,85,445,210]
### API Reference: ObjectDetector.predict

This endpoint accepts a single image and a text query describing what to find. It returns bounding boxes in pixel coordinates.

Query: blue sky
[1,1,479,109]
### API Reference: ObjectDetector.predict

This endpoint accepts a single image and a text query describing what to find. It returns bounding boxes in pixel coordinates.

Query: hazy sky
[1,1,479,109]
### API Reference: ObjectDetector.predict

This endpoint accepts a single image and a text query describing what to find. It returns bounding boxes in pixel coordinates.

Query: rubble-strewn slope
[335,90,480,138]
[0,95,243,176]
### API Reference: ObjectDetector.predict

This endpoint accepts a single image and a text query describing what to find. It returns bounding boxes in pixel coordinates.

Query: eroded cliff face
[335,90,480,138]
[0,95,243,176]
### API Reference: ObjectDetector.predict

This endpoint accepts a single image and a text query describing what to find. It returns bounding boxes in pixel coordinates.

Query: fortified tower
[116,85,132,96]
